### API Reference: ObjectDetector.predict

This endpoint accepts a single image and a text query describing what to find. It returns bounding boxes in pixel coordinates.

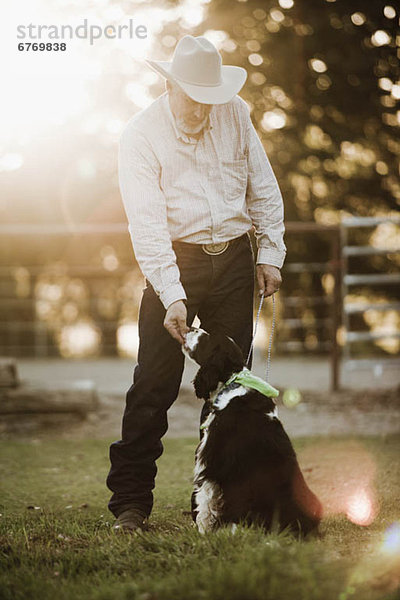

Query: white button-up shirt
[119,92,286,309]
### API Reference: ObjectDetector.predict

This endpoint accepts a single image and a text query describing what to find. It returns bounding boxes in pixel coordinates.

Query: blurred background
[1,0,399,391]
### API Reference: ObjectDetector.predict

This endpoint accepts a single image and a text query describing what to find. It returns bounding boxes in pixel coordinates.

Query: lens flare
[282,388,302,408]
[381,522,400,556]
[346,488,375,526]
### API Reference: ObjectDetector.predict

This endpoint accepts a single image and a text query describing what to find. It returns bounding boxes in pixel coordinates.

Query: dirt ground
[2,355,399,440]
[82,386,400,440]
[5,385,398,441]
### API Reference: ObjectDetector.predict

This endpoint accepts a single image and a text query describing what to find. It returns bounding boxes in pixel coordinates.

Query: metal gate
[340,215,400,378]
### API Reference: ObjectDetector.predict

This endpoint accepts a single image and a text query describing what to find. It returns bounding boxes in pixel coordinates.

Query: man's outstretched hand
[256,264,282,297]
[163,300,190,344]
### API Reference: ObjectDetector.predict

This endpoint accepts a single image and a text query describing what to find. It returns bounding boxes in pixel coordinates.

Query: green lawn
[0,436,399,600]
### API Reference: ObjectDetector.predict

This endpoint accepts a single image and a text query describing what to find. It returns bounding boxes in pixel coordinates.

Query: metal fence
[281,222,341,391]
[340,216,400,375]
[1,218,399,390]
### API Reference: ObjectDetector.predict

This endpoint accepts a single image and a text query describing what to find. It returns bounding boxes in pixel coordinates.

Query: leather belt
[172,233,248,256]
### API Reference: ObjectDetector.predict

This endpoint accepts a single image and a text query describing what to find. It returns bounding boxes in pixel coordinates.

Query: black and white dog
[183,328,323,536]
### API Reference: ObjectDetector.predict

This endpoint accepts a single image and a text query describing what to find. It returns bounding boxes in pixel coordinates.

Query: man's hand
[163,300,190,344]
[256,264,282,297]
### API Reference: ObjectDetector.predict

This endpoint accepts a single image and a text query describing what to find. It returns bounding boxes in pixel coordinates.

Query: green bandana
[223,368,279,399]
[200,370,279,429]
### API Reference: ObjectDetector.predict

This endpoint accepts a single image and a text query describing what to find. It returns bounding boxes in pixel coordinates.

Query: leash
[246,293,276,383]
[200,293,278,428]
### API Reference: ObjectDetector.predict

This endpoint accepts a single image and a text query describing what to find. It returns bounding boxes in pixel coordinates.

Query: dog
[182,327,323,536]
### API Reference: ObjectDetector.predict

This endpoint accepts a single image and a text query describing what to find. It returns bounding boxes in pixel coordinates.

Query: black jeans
[106,233,255,518]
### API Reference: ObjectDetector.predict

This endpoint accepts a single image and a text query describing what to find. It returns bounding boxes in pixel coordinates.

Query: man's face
[167,81,212,134]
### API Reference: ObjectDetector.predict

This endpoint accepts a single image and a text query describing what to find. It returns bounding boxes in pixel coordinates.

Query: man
[106,35,286,532]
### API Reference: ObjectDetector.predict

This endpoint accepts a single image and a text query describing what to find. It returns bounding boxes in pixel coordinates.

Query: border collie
[183,328,322,536]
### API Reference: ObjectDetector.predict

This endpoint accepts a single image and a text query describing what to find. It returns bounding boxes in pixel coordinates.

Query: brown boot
[112,508,149,533]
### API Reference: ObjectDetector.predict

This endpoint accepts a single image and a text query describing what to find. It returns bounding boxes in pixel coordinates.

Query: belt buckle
[202,241,229,256]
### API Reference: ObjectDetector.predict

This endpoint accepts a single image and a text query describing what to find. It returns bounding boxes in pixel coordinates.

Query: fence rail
[282,222,341,390]
[1,218,399,390]
[340,215,400,376]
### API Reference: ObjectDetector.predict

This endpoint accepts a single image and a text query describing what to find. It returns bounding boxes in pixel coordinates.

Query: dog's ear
[193,365,220,400]
[224,339,245,374]
[211,334,245,382]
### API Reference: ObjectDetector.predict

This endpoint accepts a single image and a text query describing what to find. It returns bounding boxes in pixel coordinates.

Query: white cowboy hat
[145,35,247,105]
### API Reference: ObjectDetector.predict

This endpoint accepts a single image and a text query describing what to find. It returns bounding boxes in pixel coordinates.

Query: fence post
[330,229,342,391]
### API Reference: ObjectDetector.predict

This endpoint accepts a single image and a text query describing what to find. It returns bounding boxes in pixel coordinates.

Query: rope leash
[246,293,276,383]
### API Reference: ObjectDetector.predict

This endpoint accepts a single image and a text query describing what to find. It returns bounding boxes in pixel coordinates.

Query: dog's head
[183,328,245,400]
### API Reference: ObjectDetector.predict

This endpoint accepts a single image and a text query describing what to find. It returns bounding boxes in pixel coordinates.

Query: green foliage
[196,0,400,220]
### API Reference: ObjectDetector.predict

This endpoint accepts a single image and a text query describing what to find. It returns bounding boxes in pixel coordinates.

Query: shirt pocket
[220,158,248,201]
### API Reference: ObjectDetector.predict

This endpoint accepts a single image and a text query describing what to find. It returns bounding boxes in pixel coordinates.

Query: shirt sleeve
[242,105,287,269]
[118,125,187,309]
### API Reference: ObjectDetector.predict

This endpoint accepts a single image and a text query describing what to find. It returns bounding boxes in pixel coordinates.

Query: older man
[106,35,286,532]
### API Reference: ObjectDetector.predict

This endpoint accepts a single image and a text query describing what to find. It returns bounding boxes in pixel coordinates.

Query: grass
[0,435,399,600]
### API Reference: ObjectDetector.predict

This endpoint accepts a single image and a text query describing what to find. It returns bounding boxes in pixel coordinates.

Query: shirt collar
[163,93,212,144]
